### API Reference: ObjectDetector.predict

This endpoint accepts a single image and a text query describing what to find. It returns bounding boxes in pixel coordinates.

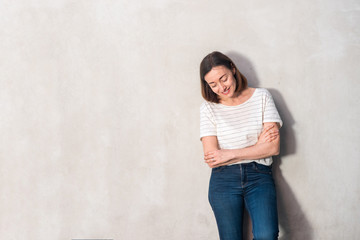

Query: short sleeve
[200,102,217,140]
[263,90,283,128]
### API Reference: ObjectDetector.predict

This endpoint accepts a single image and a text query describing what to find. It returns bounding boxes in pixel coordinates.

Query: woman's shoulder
[200,100,208,109]
[252,87,273,98]
[200,99,217,107]
[253,87,269,94]
[200,100,216,113]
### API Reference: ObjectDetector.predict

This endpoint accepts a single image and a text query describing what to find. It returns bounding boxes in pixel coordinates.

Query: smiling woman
[204,65,237,99]
[199,51,282,240]
[200,51,248,104]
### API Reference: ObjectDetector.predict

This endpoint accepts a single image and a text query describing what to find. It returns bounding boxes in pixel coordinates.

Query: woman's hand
[257,124,279,144]
[204,149,234,168]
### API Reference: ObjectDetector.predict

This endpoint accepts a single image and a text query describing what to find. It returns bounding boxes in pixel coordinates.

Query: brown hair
[200,51,248,103]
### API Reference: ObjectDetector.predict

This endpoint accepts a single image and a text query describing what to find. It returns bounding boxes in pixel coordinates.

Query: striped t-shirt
[200,88,282,166]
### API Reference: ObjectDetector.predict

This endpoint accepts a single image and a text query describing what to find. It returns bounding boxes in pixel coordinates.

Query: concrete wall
[0,0,359,239]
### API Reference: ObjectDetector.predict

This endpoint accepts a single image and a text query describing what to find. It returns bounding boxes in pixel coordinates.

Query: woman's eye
[223,78,228,82]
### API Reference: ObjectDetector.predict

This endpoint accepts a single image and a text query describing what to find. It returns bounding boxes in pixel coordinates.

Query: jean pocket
[254,163,272,174]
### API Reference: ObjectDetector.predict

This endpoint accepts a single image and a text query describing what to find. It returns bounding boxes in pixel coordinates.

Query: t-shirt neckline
[217,88,258,108]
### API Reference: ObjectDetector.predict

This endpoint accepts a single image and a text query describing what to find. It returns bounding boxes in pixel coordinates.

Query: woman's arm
[201,136,220,168]
[204,122,280,168]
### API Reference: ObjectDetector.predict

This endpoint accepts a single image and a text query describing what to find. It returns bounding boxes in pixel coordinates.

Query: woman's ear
[230,63,235,74]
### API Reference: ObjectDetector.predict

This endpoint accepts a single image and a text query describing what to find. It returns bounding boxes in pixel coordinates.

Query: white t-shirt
[200,88,283,166]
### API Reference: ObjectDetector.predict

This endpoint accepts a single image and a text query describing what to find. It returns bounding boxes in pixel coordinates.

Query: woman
[199,51,282,240]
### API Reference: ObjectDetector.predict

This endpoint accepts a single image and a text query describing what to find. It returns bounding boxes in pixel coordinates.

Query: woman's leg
[208,165,245,240]
[244,163,279,240]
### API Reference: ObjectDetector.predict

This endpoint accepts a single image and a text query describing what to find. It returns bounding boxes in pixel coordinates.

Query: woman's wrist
[231,149,243,161]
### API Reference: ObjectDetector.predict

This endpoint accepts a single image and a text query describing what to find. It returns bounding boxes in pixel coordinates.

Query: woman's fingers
[204,152,217,163]
[205,151,215,156]
[269,130,279,137]
[265,131,279,142]
[205,158,216,162]
[263,124,274,132]
[205,159,216,163]
[263,129,278,139]
[259,125,274,138]
[204,151,218,160]
[266,129,279,136]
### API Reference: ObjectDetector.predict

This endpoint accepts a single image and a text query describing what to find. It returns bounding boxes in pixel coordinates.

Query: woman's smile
[222,87,230,95]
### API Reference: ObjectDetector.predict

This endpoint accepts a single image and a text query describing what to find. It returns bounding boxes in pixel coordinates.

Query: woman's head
[200,51,248,103]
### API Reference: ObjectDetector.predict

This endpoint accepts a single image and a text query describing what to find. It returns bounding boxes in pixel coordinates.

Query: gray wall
[1,0,359,239]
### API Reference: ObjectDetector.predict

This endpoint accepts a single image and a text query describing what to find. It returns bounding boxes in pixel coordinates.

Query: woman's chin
[222,92,234,99]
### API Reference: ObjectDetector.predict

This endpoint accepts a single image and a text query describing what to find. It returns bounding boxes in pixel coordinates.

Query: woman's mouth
[222,88,230,95]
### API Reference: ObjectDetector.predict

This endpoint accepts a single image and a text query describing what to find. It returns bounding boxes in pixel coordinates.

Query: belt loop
[252,161,257,169]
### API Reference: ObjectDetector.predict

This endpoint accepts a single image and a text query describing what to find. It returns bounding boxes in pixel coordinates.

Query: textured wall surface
[0,0,359,239]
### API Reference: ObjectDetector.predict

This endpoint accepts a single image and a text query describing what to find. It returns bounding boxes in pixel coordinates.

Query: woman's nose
[219,83,225,91]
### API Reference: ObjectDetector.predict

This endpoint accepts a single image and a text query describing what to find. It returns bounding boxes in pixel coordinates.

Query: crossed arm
[201,122,280,168]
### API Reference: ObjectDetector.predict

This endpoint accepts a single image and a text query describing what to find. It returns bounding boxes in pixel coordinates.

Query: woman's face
[204,65,237,101]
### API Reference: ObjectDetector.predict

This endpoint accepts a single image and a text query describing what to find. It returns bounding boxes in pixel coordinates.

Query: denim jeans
[208,162,279,240]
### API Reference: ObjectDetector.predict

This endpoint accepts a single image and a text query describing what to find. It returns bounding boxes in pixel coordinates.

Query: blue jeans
[208,162,279,240]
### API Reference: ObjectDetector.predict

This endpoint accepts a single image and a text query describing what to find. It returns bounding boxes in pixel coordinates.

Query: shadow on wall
[227,51,314,240]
